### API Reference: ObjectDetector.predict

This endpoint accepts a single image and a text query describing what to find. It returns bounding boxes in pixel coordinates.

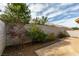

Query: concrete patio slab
[35,37,79,56]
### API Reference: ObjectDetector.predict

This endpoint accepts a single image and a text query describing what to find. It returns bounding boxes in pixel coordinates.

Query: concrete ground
[35,37,79,56]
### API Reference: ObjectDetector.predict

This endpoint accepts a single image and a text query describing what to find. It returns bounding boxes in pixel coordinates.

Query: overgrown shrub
[29,25,48,42]
[57,32,68,38]
[47,33,56,41]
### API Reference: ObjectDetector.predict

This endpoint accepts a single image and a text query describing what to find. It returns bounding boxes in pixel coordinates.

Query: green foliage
[29,25,48,42]
[32,17,40,24]
[32,16,48,25]
[41,16,48,25]
[47,33,56,41]
[72,27,79,30]
[0,3,31,24]
[58,32,68,38]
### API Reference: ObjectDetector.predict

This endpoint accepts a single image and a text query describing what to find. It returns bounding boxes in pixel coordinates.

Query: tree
[32,17,40,24]
[0,3,31,24]
[41,16,48,25]
[0,3,31,50]
[32,16,48,25]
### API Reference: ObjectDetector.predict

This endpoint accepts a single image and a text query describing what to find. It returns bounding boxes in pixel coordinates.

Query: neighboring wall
[0,20,6,55]
[24,24,69,37]
[0,21,70,55]
[6,25,32,46]
[6,24,70,46]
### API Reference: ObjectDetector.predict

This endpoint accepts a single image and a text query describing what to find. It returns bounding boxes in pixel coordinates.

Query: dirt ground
[2,40,59,56]
[35,37,79,56]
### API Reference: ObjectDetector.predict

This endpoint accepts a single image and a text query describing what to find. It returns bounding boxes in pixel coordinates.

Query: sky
[0,3,79,28]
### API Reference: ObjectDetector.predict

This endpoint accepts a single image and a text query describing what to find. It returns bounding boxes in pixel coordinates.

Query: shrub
[47,33,56,41]
[72,27,79,30]
[29,25,48,42]
[58,32,68,38]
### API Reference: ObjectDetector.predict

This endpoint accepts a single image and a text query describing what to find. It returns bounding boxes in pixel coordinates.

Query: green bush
[58,32,68,38]
[47,33,56,41]
[29,25,48,42]
[72,27,79,30]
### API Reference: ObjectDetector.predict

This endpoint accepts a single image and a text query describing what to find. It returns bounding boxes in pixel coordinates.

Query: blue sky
[28,3,79,28]
[0,3,79,28]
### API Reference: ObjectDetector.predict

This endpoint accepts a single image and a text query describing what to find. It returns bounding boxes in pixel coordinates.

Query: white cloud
[29,4,45,13]
[58,17,79,27]
[47,4,78,19]
[0,3,79,28]
[70,5,79,11]
[31,12,37,18]
[48,17,79,27]
[47,11,62,18]
[43,7,57,16]
[0,3,6,12]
